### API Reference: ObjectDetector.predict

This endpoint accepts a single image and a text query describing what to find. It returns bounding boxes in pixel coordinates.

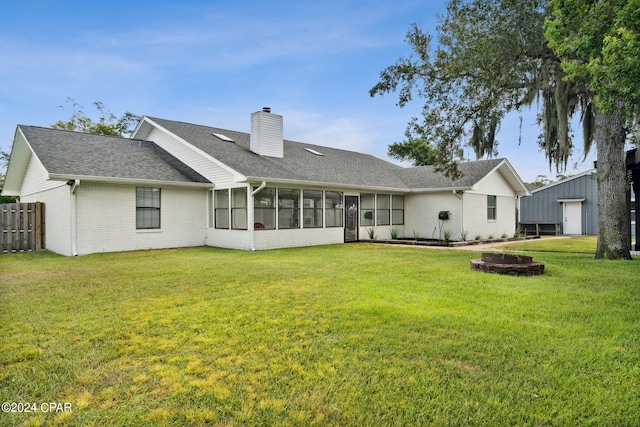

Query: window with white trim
[487,195,497,220]
[136,187,161,229]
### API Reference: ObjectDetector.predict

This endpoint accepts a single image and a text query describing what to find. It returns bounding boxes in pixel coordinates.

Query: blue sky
[0,0,596,182]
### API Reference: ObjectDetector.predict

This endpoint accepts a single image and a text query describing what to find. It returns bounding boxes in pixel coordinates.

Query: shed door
[563,201,582,235]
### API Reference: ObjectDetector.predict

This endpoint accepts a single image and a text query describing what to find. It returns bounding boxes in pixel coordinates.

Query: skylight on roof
[304,147,324,156]
[212,133,234,142]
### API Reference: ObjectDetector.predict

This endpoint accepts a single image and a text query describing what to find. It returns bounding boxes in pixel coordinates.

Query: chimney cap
[262,107,271,113]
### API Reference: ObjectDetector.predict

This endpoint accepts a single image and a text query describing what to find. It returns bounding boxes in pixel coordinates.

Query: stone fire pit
[470,253,544,276]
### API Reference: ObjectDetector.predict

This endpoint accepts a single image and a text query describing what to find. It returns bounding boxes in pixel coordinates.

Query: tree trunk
[594,105,632,260]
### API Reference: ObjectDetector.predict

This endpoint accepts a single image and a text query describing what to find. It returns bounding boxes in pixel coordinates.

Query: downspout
[515,196,520,235]
[453,190,463,238]
[68,179,80,256]
[249,181,267,251]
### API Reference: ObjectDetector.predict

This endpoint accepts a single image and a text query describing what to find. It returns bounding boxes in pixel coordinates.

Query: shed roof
[529,168,597,194]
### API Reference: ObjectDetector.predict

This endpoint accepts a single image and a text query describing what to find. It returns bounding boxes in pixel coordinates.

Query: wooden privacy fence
[0,202,45,253]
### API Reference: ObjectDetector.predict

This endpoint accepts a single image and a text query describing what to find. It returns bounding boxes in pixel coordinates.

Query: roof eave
[408,186,473,193]
[48,174,214,189]
[530,168,597,194]
[499,160,531,196]
[477,159,530,196]
[3,127,38,195]
[243,176,408,193]
[130,116,148,139]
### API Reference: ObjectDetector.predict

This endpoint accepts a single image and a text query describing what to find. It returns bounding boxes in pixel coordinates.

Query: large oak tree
[545,0,639,258]
[370,0,638,259]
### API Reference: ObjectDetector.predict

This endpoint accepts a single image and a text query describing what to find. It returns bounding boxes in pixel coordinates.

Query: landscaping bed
[367,235,540,247]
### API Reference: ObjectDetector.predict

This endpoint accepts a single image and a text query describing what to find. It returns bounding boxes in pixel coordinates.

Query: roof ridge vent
[212,132,234,143]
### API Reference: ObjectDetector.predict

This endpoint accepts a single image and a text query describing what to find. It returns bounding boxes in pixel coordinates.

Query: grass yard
[500,236,598,254]
[1,241,639,426]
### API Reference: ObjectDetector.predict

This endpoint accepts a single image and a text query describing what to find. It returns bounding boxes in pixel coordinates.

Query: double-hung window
[487,195,497,220]
[136,187,161,229]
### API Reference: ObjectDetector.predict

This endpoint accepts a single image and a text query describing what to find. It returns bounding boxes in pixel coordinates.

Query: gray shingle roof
[398,159,505,189]
[19,125,210,184]
[148,117,505,190]
[17,119,513,191]
[147,117,409,188]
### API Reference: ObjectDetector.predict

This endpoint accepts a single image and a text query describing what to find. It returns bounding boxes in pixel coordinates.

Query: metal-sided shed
[519,169,598,235]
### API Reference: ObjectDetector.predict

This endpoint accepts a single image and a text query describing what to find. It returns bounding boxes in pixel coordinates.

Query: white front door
[563,201,582,235]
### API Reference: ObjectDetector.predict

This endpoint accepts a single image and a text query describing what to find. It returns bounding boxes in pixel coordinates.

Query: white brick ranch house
[2,109,530,256]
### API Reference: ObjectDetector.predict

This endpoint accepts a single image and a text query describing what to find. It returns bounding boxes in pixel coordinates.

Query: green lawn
[1,242,639,426]
[501,236,598,254]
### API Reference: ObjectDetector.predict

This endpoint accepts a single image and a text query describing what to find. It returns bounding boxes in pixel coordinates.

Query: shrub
[443,228,455,243]
[366,227,377,239]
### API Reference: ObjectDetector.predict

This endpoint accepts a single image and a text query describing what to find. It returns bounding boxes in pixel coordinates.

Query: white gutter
[410,186,473,194]
[242,176,408,194]
[49,174,214,189]
[240,178,474,194]
[249,181,267,251]
[68,179,80,256]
